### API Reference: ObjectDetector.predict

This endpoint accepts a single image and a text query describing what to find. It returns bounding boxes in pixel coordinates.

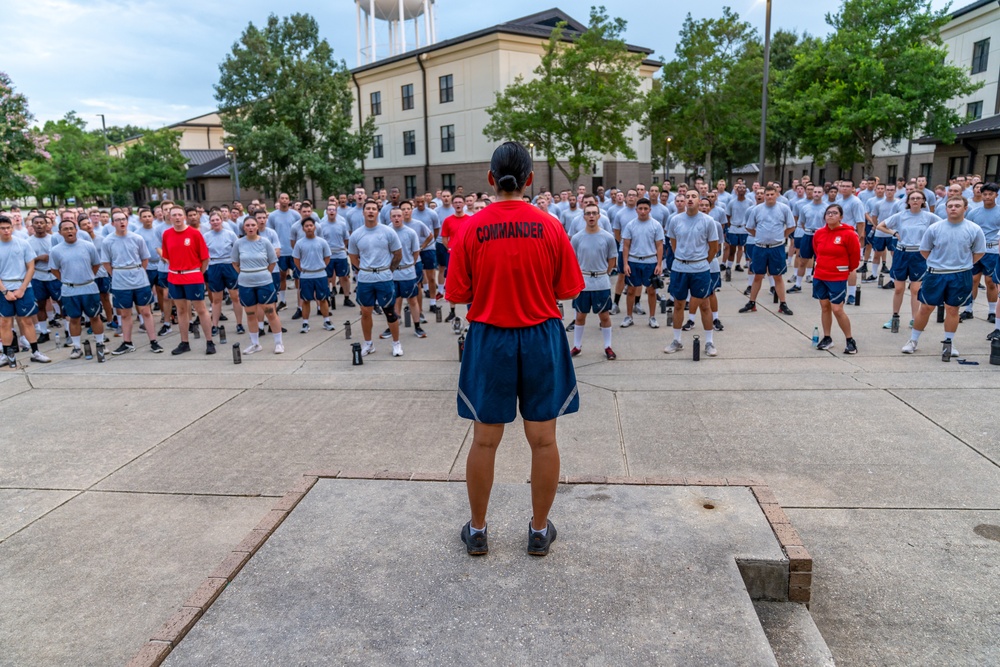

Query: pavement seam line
[448,421,473,474]
[612,391,629,476]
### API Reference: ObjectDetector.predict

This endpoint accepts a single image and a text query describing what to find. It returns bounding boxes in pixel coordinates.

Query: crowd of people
[0,169,995,368]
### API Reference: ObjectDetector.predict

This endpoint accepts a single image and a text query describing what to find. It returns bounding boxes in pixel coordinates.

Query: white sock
[601,326,612,347]
[249,333,259,345]
[944,331,954,341]
[686,313,695,323]
[324,317,331,323]
[573,324,584,348]
[848,285,857,298]
[531,525,548,536]
[964,303,974,313]
[704,330,714,344]
[430,298,437,306]
[768,276,775,287]
[805,268,812,277]
[95,333,105,344]
[726,261,733,268]
[38,321,48,334]
[273,332,283,344]
[673,329,682,342]
[302,319,309,326]
[989,301,997,315]
[912,329,923,342]
[747,276,754,287]
[872,262,881,276]
[712,311,719,320]
[795,275,803,287]
[71,335,80,347]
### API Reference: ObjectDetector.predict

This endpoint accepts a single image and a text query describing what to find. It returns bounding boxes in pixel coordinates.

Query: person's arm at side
[552,228,585,301]
[847,227,862,272]
[444,228,473,304]
[621,238,632,276]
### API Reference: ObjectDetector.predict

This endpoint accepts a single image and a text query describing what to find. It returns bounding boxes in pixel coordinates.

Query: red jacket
[812,224,861,281]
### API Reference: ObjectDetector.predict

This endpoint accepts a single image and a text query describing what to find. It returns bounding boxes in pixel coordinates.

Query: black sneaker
[445,311,456,322]
[206,340,216,355]
[743,286,752,297]
[787,285,802,293]
[291,308,303,320]
[157,324,171,337]
[882,280,895,289]
[662,299,674,308]
[844,338,858,355]
[211,326,219,336]
[277,301,287,312]
[734,265,744,272]
[527,519,557,556]
[343,297,355,307]
[987,329,1000,341]
[428,304,439,313]
[713,318,724,332]
[219,313,228,321]
[460,521,488,556]
[816,335,834,351]
[171,341,191,356]
[379,328,393,339]
[681,319,695,331]
[565,321,575,332]
[150,340,164,353]
[37,332,50,344]
[989,314,996,324]
[236,324,246,334]
[778,302,794,316]
[373,304,383,315]
[960,310,974,321]
[739,301,756,313]
[111,342,135,355]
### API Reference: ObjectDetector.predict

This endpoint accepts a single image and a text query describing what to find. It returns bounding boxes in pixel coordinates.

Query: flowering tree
[0,72,49,198]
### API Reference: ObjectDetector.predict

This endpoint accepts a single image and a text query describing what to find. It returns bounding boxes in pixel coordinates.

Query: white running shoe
[361,341,376,356]
[610,303,620,315]
[663,340,684,354]
[31,350,52,363]
[274,343,285,354]
[946,344,959,358]
[0,353,7,366]
[620,316,634,328]
[243,343,264,355]
[392,341,403,357]
[322,321,335,331]
[648,316,659,329]
[900,340,918,354]
[300,323,310,334]
[705,342,718,357]
[634,303,646,315]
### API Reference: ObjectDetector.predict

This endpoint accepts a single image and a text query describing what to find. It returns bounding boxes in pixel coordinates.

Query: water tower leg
[399,0,406,51]
[423,0,430,45]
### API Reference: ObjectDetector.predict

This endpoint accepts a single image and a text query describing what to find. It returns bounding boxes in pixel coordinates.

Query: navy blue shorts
[167,282,205,301]
[271,271,281,291]
[799,234,815,260]
[979,253,1000,283]
[726,232,748,247]
[95,276,111,294]
[31,278,61,302]
[664,245,674,272]
[919,270,973,308]
[435,242,449,268]
[62,293,102,319]
[357,280,395,308]
[206,264,239,292]
[394,278,419,300]
[573,289,611,314]
[890,250,926,283]
[278,255,295,274]
[750,245,787,276]
[669,270,711,301]
[745,244,756,265]
[157,271,169,289]
[457,318,579,424]
[871,236,892,252]
[145,269,159,288]
[299,277,330,302]
[112,286,154,310]
[812,278,847,304]
[793,236,804,250]
[0,286,38,318]
[238,284,277,307]
[326,257,350,278]
[709,271,721,292]
[625,261,657,288]
[420,249,437,271]
[414,261,423,279]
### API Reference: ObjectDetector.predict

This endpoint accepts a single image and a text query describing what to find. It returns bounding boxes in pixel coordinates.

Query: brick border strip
[127,470,811,666]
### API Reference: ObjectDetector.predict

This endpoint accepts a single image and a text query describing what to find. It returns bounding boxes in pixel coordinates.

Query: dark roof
[951,0,999,19]
[179,150,232,179]
[351,8,658,75]
[181,149,226,166]
[915,114,1000,144]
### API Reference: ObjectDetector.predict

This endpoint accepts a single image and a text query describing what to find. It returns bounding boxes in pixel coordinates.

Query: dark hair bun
[490,142,532,194]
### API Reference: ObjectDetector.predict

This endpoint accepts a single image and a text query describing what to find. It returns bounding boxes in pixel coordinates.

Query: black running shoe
[171,341,191,356]
[445,311,456,322]
[206,340,216,355]
[778,302,794,316]
[157,324,171,337]
[739,301,756,313]
[37,332,50,344]
[713,318,724,332]
[743,286,752,297]
[211,326,219,336]
[460,521,488,556]
[786,285,802,293]
[379,328,393,339]
[236,324,246,334]
[343,297,355,307]
[988,314,996,324]
[219,313,228,321]
[681,319,695,331]
[734,265,744,272]
[527,519,557,556]
[111,342,135,356]
[844,338,858,355]
[816,335,834,351]
[960,310,974,321]
[291,308,303,320]
[373,304,383,315]
[277,301,287,312]
[565,321,575,332]
[987,329,1000,341]
[150,340,164,353]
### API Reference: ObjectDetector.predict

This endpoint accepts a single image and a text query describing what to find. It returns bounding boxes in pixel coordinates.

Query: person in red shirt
[447,142,584,557]
[811,203,861,354]
[160,206,214,355]
[439,197,468,323]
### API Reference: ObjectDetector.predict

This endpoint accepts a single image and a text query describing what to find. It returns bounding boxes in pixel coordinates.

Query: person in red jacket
[812,203,861,354]
[446,141,584,558]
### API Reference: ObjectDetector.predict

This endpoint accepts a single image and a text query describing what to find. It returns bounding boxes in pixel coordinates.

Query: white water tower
[356,0,437,66]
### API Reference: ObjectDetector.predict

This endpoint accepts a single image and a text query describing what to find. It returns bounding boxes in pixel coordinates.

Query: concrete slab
[889,389,1000,464]
[0,388,241,489]
[790,508,1000,666]
[754,601,836,667]
[166,480,784,666]
[0,488,76,542]
[0,490,272,667]
[0,373,31,402]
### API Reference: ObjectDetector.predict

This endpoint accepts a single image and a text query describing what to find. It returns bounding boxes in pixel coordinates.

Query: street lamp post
[664,135,673,184]
[528,142,535,199]
[758,0,773,186]
[97,114,112,206]
[225,143,242,202]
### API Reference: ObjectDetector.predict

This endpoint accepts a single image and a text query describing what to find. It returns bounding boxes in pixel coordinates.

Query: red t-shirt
[161,226,209,284]
[446,200,585,328]
[812,223,861,281]
[440,213,468,249]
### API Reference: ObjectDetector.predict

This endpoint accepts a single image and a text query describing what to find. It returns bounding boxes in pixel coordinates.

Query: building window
[404,175,417,199]
[949,156,969,179]
[818,168,826,184]
[200,183,206,201]
[972,38,990,75]
[401,84,414,111]
[919,163,933,182]
[370,91,382,116]
[373,176,385,191]
[441,124,455,153]
[442,174,456,191]
[372,135,384,159]
[886,164,897,183]
[185,183,191,201]
[986,155,1000,182]
[403,130,416,156]
[439,74,454,103]
[967,101,984,120]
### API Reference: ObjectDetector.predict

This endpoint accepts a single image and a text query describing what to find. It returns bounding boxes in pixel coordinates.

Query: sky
[4,0,957,131]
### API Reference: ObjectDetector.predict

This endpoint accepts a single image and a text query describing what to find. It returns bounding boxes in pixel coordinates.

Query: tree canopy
[114,128,188,199]
[24,112,114,204]
[0,72,47,198]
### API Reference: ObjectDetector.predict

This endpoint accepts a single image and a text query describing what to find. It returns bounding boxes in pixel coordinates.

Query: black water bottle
[991,336,1000,366]
[344,320,352,339]
[192,321,200,339]
[458,334,466,362]
[937,305,945,323]
[218,325,227,344]
[660,298,667,314]
[878,273,884,288]
[725,267,732,282]
[330,294,336,310]
[352,341,363,365]
[83,340,93,360]
[435,307,443,323]
[891,313,900,334]
[855,286,862,306]
[404,306,411,328]
[232,343,242,364]
[772,288,779,304]
[942,339,952,362]
[692,334,700,361]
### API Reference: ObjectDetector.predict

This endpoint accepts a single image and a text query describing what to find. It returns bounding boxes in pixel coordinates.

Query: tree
[484,6,644,188]
[0,72,49,198]
[101,124,148,145]
[113,128,187,202]
[24,112,113,204]
[649,8,761,181]
[215,13,374,198]
[766,30,822,183]
[782,0,980,177]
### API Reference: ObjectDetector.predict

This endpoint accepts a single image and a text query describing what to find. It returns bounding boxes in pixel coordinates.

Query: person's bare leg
[523,418,559,531]
[466,421,504,529]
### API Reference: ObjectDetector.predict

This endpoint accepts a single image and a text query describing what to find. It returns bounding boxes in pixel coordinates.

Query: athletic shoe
[277,301,287,311]
[527,520,557,556]
[373,304,383,315]
[291,308,302,320]
[70,347,83,359]
[565,321,575,332]
[5,353,15,368]
[681,319,694,331]
[414,326,427,338]
[343,297,356,308]
[620,316,634,328]
[770,286,776,296]
[805,275,813,283]
[901,340,918,354]
[211,326,219,337]
[648,317,659,329]
[419,314,427,324]
[243,343,264,355]
[662,299,675,308]
[49,318,61,327]
[816,336,834,351]
[392,341,403,357]
[571,346,582,357]
[37,332,50,344]
[882,281,895,289]
[460,521,488,556]
[847,296,856,305]
[435,292,445,300]
[738,301,756,313]
[881,264,890,274]
[988,314,996,324]
[734,265,744,272]
[844,338,858,354]
[943,342,959,358]
[960,311,974,321]
[62,338,72,348]
[206,341,216,355]
[379,327,392,339]
[236,324,246,334]
[150,340,164,353]
[111,342,135,355]
[445,311,456,323]
[705,342,718,357]
[778,303,794,316]
[743,287,752,297]
[663,340,683,354]
[987,329,1000,341]
[19,336,30,352]
[428,304,439,314]
[858,263,868,274]
[171,341,191,356]
[323,321,335,331]
[604,347,616,360]
[274,343,284,354]
[300,323,310,334]
[713,318,724,332]
[633,303,646,316]
[138,323,146,332]
[861,275,877,283]
[219,313,228,321]
[157,324,171,337]
[787,285,802,293]
[30,350,52,363]
[361,341,375,356]
[268,325,288,334]
[610,303,621,315]
[423,289,431,298]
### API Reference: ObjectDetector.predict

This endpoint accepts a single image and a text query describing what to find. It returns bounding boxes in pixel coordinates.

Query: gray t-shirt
[565,213,613,238]
[966,204,1000,254]
[267,208,302,254]
[622,217,664,260]
[746,203,795,245]
[411,207,440,235]
[345,207,366,233]
[882,210,939,248]
[404,219,433,249]
[100,232,151,290]
[799,201,827,234]
[433,206,455,237]
[348,224,402,283]
[153,221,170,272]
[319,219,351,259]
[666,212,718,273]
[0,237,36,290]
[258,227,282,276]
[839,195,867,227]
[919,218,987,271]
[49,239,100,296]
[292,235,332,280]
[725,197,754,233]
[232,237,278,287]
[135,226,162,272]
[27,235,54,280]
[391,225,421,281]
[571,229,618,291]
[203,228,240,266]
